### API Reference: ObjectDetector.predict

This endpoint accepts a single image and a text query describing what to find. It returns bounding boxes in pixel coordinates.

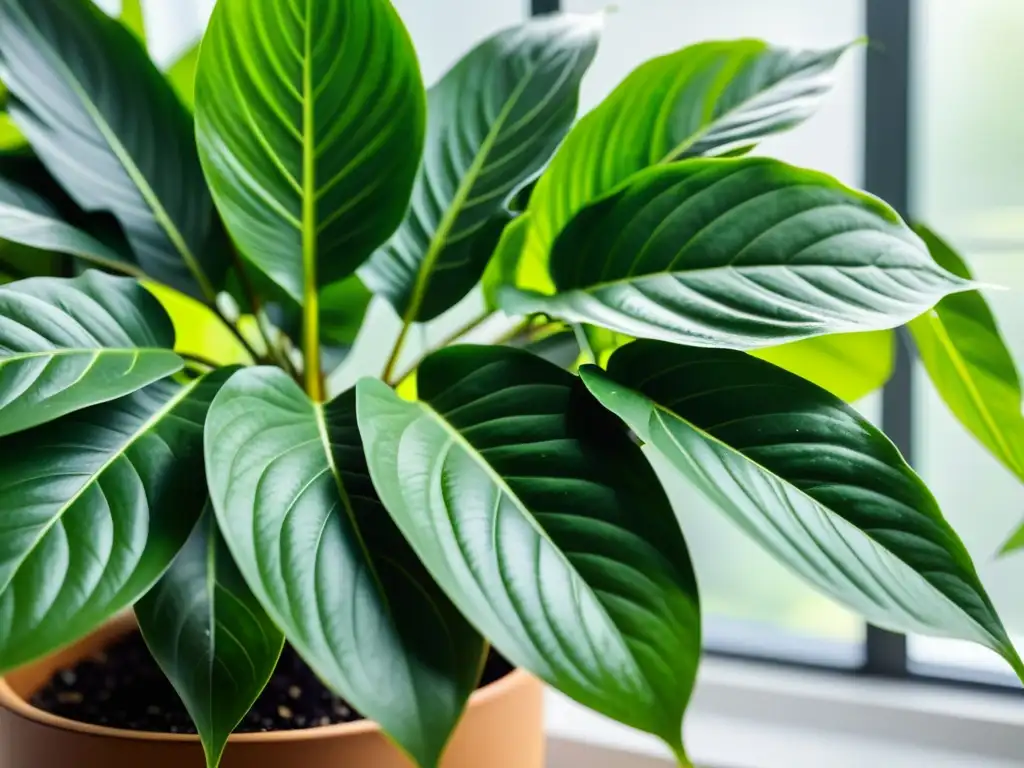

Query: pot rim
[0,616,533,744]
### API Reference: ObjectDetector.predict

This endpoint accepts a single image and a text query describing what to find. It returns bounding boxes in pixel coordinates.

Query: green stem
[300,0,323,402]
[382,316,412,384]
[180,351,221,369]
[213,304,263,364]
[572,323,595,365]
[387,311,492,386]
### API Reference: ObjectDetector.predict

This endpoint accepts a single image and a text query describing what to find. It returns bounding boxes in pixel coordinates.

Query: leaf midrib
[0,347,179,366]
[563,261,954,296]
[311,402,428,753]
[8,2,214,300]
[400,68,539,325]
[918,310,1024,481]
[0,378,199,599]
[0,201,144,276]
[646,397,1008,654]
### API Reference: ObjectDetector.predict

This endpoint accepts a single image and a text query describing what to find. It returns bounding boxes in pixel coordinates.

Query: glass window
[909,0,1024,677]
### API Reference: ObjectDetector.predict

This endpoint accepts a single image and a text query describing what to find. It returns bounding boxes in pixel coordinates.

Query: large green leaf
[356,346,702,760]
[360,14,600,323]
[580,341,1024,679]
[0,369,228,673]
[166,43,200,109]
[516,40,852,293]
[137,507,284,768]
[0,176,141,276]
[754,331,895,402]
[0,271,183,438]
[205,370,483,768]
[503,158,969,349]
[195,0,426,304]
[0,0,224,299]
[908,227,1024,511]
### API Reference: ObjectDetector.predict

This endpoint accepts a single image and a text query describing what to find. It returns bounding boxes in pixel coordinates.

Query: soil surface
[31,630,514,734]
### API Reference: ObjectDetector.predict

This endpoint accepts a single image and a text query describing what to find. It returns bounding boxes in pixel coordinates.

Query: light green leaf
[1004,525,1024,555]
[482,213,531,310]
[908,227,1024,515]
[0,0,224,299]
[205,370,483,768]
[754,331,895,402]
[517,40,854,292]
[581,341,1024,680]
[0,176,142,276]
[356,346,702,760]
[502,158,970,349]
[195,0,426,304]
[0,369,228,673]
[166,43,199,109]
[360,14,600,323]
[0,271,182,438]
[0,82,25,152]
[120,0,146,43]
[137,506,284,768]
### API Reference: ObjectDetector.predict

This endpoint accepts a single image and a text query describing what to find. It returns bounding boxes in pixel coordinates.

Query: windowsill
[546,655,1024,767]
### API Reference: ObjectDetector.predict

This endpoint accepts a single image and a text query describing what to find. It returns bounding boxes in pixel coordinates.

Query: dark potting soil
[31,630,514,734]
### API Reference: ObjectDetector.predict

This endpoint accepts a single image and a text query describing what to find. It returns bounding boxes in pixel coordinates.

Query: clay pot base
[31,629,514,735]
[0,616,545,768]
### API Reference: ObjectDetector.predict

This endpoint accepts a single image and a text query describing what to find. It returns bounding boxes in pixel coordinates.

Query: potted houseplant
[0,1,1021,767]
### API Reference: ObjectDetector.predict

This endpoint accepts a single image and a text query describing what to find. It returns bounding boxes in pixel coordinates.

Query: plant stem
[213,304,264,364]
[572,323,595,365]
[180,351,222,370]
[382,318,412,384]
[387,311,492,386]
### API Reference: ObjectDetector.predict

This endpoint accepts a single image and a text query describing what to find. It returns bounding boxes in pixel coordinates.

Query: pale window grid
[909,0,1024,672]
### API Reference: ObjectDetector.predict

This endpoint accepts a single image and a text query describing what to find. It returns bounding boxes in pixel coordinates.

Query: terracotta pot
[0,616,545,768]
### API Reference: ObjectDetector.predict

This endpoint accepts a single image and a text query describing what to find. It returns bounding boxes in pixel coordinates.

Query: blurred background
[96,0,1024,687]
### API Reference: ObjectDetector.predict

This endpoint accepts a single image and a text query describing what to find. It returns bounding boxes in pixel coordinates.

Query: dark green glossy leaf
[356,346,702,760]
[0,271,182,438]
[580,341,1024,680]
[516,40,853,292]
[205,370,483,768]
[0,176,141,276]
[195,0,426,303]
[0,0,224,299]
[0,369,228,673]
[754,331,895,402]
[908,227,1024,508]
[1004,526,1024,555]
[360,14,600,323]
[137,506,284,768]
[503,158,969,349]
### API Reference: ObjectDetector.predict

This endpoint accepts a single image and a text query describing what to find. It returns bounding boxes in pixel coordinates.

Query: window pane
[909,0,1024,678]
[565,0,869,652]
